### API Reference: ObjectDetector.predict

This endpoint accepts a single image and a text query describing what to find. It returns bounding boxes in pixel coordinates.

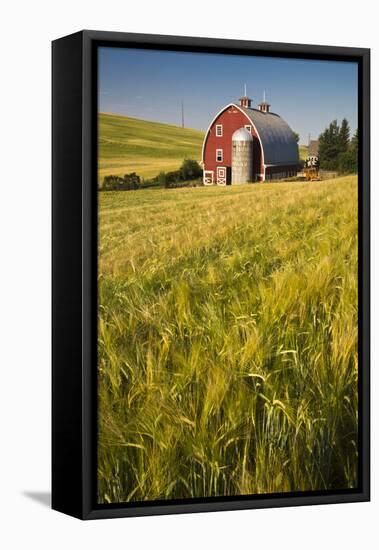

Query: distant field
[97,176,358,504]
[98,113,204,183]
[299,144,308,161]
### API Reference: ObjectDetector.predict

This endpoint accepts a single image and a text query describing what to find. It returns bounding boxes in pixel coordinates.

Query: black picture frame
[52,30,370,520]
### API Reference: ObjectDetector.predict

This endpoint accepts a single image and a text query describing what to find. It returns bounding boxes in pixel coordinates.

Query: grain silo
[231,128,253,184]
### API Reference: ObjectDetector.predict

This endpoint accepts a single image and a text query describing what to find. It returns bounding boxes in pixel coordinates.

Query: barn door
[203,170,214,185]
[217,166,227,185]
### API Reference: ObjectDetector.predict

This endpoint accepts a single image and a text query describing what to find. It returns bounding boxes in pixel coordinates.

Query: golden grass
[97,175,358,503]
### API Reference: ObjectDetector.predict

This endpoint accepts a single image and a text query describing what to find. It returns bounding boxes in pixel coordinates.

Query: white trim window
[215,124,223,137]
[203,170,214,185]
[244,124,252,133]
[216,149,223,162]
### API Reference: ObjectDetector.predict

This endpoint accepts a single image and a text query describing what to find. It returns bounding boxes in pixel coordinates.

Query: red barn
[202,95,300,185]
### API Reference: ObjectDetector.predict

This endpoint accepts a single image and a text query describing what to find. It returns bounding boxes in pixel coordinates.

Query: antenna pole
[244,83,247,96]
[181,100,184,128]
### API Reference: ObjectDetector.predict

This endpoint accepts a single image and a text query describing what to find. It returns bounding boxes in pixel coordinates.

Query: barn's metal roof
[239,106,299,166]
[232,127,253,142]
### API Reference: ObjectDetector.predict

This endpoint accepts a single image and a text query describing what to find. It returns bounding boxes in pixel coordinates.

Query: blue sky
[98,47,358,145]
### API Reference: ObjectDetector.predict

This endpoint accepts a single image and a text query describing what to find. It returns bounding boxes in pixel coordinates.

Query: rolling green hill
[299,144,308,162]
[98,113,205,184]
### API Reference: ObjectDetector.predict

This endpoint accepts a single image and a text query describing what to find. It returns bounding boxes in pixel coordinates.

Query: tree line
[101,159,202,191]
[318,118,358,173]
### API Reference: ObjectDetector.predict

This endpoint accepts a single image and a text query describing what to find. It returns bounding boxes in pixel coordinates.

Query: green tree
[102,173,141,191]
[339,118,350,154]
[351,128,359,157]
[318,120,341,170]
[318,119,357,172]
[123,172,141,189]
[339,128,358,173]
[179,159,202,181]
[292,131,300,144]
[157,171,167,187]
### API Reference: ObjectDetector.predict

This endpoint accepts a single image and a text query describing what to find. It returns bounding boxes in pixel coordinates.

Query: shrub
[123,172,140,189]
[101,159,203,191]
[165,170,182,187]
[339,149,358,174]
[179,159,203,181]
[102,175,125,191]
[102,172,141,191]
[156,172,167,187]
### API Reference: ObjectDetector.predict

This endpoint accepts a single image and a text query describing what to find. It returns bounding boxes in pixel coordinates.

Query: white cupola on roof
[258,90,270,113]
[239,83,252,108]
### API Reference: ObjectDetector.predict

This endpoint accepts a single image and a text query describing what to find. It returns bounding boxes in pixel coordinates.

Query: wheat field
[97,175,358,504]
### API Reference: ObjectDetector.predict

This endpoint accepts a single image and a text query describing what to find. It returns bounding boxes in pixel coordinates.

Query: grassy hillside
[97,176,358,504]
[299,144,308,161]
[98,113,204,183]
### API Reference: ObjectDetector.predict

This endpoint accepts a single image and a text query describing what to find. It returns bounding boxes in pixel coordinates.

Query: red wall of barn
[203,106,263,180]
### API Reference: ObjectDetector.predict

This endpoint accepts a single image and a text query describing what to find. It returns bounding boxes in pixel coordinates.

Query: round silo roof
[232,127,253,142]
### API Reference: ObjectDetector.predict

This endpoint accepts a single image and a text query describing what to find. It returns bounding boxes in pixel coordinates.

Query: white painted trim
[215,124,223,137]
[201,103,235,163]
[203,170,214,186]
[201,103,266,177]
[216,166,227,186]
[216,148,223,162]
